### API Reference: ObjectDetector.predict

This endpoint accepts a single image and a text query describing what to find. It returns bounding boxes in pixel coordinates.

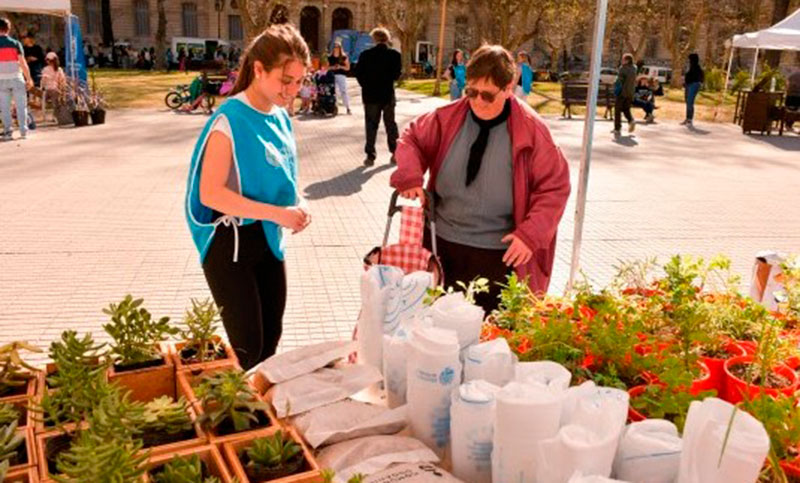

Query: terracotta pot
[36,423,85,481]
[3,466,39,482]
[139,403,207,455]
[627,385,649,422]
[221,426,322,483]
[171,336,240,372]
[722,355,799,404]
[108,348,176,403]
[143,444,233,482]
[699,341,747,397]
[3,395,33,431]
[0,374,37,402]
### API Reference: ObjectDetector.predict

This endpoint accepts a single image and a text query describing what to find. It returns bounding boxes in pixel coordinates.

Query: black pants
[202,222,287,371]
[424,228,510,314]
[614,95,634,131]
[364,99,399,159]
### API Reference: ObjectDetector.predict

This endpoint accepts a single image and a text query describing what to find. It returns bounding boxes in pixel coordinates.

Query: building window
[134,0,151,36]
[182,3,198,37]
[228,15,243,41]
[86,0,102,35]
[331,8,352,32]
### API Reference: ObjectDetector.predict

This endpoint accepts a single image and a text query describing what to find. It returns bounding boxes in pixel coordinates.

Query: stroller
[313,69,338,117]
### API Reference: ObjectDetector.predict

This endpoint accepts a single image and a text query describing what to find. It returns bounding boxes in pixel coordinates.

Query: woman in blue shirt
[514,51,533,100]
[185,24,311,370]
[445,50,466,100]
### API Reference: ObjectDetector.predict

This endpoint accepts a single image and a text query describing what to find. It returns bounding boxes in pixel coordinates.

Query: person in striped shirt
[0,17,34,140]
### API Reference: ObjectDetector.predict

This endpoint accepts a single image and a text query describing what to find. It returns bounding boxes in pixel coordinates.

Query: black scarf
[466,99,512,187]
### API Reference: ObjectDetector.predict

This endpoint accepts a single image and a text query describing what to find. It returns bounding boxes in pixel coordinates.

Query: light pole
[214,0,226,39]
[432,0,447,96]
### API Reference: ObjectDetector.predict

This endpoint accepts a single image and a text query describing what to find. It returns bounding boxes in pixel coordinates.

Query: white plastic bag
[257,340,357,384]
[316,435,440,483]
[515,360,572,393]
[613,419,682,483]
[363,463,464,483]
[292,399,407,448]
[406,326,462,457]
[492,380,566,483]
[535,383,629,483]
[383,313,433,409]
[450,380,500,483]
[463,338,516,387]
[357,266,406,373]
[270,364,383,418]
[677,398,769,483]
[429,292,484,350]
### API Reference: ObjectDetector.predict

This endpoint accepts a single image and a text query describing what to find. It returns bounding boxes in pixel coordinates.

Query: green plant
[348,474,366,483]
[321,468,336,483]
[0,341,41,396]
[152,454,221,483]
[493,273,533,331]
[51,430,148,483]
[85,385,147,442]
[424,276,490,306]
[756,64,786,92]
[103,295,178,367]
[0,459,8,481]
[779,255,800,324]
[742,394,800,482]
[631,383,707,432]
[32,358,113,430]
[246,430,302,473]
[704,67,726,92]
[739,312,794,390]
[731,70,751,92]
[510,306,584,372]
[141,396,193,435]
[180,298,224,364]
[49,331,106,371]
[194,370,269,433]
[0,421,24,466]
[0,403,19,426]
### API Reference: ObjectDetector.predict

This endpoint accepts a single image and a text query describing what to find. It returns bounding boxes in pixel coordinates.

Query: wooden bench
[561,82,615,119]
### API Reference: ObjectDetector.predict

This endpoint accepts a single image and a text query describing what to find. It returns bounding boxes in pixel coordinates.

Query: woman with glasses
[390,44,571,311]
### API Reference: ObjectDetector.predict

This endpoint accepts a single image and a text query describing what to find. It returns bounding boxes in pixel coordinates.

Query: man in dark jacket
[613,53,637,136]
[355,27,402,166]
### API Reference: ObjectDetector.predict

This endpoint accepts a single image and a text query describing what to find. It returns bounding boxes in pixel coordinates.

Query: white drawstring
[214,215,240,263]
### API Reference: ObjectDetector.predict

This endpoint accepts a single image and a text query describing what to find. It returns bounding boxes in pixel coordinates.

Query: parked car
[640,65,673,84]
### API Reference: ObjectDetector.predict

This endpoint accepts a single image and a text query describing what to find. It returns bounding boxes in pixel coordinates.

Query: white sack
[677,398,769,483]
[450,380,501,483]
[464,338,516,387]
[429,292,485,350]
[292,399,407,448]
[316,435,440,483]
[383,313,433,409]
[568,471,627,483]
[536,384,629,483]
[257,340,356,384]
[363,463,464,483]
[492,380,567,483]
[516,360,572,393]
[270,364,382,418]
[406,326,462,457]
[613,419,682,483]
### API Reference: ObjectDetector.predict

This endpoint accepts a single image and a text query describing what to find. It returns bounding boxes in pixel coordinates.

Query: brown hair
[622,53,634,64]
[370,27,390,44]
[230,23,310,96]
[48,55,60,70]
[0,18,10,32]
[466,44,515,89]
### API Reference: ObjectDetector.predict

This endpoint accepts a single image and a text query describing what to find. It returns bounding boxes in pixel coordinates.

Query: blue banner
[64,15,87,85]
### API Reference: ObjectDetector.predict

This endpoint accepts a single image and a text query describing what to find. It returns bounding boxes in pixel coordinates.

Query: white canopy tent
[0,0,71,16]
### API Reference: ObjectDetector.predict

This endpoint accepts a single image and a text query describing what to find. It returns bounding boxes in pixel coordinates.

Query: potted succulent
[40,330,107,396]
[0,401,29,431]
[50,429,148,482]
[145,446,233,483]
[173,298,238,372]
[104,295,179,403]
[71,92,90,127]
[0,342,40,401]
[0,422,33,473]
[137,395,204,452]
[179,367,272,442]
[222,427,320,483]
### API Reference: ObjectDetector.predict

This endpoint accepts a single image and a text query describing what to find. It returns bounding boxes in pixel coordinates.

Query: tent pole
[751,48,759,85]
[568,0,608,291]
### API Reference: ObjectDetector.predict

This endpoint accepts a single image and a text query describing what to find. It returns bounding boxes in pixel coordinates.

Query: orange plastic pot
[722,355,799,404]
[700,341,746,397]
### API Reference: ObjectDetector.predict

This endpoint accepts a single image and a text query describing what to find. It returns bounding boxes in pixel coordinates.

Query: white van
[640,65,672,84]
[171,37,230,60]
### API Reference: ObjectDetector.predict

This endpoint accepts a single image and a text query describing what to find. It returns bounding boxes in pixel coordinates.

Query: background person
[444,49,466,100]
[390,44,571,312]
[22,34,44,86]
[185,24,312,370]
[328,42,351,114]
[682,53,704,127]
[40,52,66,120]
[613,53,637,136]
[355,27,402,166]
[0,17,34,141]
[513,51,533,100]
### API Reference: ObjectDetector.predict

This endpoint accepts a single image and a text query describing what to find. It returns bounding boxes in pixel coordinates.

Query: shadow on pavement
[748,134,800,152]
[687,125,711,135]
[304,164,394,200]
[612,135,639,147]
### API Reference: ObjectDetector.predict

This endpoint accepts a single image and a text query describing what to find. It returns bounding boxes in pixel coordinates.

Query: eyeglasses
[464,86,501,103]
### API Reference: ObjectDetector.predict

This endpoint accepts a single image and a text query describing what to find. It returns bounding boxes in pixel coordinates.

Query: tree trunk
[101,0,115,49]
[154,0,167,70]
[764,0,790,67]
[670,44,684,88]
[401,33,414,80]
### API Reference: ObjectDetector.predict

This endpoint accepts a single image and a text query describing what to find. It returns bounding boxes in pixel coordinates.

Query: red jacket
[390,96,571,294]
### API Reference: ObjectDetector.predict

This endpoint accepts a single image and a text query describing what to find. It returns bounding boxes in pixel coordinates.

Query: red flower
[516,336,532,354]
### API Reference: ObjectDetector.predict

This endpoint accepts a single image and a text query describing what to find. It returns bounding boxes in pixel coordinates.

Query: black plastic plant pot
[90,109,106,125]
[71,111,89,127]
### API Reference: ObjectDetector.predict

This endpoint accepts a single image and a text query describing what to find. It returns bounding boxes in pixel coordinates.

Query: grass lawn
[91,69,201,109]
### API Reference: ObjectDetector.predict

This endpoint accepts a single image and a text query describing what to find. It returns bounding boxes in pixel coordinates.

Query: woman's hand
[400,187,425,203]
[275,207,310,233]
[501,234,532,268]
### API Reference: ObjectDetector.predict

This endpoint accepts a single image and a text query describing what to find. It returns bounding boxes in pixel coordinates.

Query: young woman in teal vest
[185,24,311,370]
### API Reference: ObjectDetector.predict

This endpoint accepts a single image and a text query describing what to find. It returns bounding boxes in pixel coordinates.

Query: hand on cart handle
[502,234,532,268]
[399,187,426,204]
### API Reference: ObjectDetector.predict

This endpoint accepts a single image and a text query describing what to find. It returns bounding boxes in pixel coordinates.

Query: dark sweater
[685,65,704,85]
[355,43,402,104]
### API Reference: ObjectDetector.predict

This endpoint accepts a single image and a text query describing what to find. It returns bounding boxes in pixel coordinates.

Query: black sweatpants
[364,99,399,159]
[202,222,287,371]
[614,95,634,131]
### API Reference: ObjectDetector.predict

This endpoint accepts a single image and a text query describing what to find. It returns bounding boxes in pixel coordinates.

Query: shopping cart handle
[387,189,435,220]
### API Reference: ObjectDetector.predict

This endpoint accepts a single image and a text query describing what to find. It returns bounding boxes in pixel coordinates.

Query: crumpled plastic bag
[383,313,433,409]
[677,397,769,483]
[363,463,464,482]
[292,399,406,448]
[463,338,516,387]
[269,364,382,418]
[450,380,501,483]
[406,326,462,457]
[429,292,484,350]
[515,360,572,393]
[257,340,356,384]
[316,435,440,483]
[613,419,682,482]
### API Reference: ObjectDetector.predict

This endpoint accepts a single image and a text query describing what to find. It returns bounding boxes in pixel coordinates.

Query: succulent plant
[49,331,106,370]
[85,385,146,442]
[102,295,178,367]
[0,341,41,397]
[348,474,366,483]
[245,430,303,477]
[32,359,113,430]
[0,459,9,481]
[0,403,19,427]
[52,430,148,483]
[141,396,193,436]
[151,454,221,483]
[194,369,269,433]
[0,422,24,466]
[180,298,224,364]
